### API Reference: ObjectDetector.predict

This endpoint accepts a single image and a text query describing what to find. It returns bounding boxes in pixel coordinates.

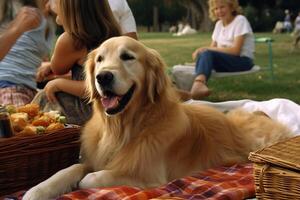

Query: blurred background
[1,0,299,102]
[128,0,300,33]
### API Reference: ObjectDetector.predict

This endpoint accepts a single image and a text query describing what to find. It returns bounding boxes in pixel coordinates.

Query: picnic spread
[1,99,300,199]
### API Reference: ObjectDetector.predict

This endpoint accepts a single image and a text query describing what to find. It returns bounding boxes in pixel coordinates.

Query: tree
[128,0,185,32]
[186,0,212,31]
[128,0,300,32]
[164,0,213,31]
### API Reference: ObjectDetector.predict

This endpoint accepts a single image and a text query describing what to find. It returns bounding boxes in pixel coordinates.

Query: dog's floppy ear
[145,48,169,103]
[84,50,99,102]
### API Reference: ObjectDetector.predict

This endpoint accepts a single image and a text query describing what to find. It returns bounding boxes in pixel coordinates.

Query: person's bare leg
[190,74,210,100]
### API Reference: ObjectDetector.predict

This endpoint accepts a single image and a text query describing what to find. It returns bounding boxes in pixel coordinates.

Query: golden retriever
[23,36,292,200]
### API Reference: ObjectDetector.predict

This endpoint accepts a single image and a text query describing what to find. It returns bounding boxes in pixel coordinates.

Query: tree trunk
[179,0,213,32]
[197,0,212,32]
[153,6,159,32]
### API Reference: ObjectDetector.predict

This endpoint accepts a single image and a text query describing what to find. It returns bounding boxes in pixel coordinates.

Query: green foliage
[128,0,300,32]
[244,5,284,32]
[127,0,185,27]
[140,32,300,103]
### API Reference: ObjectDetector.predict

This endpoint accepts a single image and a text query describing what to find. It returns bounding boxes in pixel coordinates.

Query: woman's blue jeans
[195,50,254,80]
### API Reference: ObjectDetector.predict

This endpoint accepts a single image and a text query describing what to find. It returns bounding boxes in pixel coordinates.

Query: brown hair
[208,0,242,21]
[59,0,121,50]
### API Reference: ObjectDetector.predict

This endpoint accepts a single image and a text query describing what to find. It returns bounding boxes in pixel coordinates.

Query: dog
[23,36,292,200]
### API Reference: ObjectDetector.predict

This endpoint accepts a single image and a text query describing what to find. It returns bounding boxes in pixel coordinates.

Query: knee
[198,50,214,60]
[202,50,214,56]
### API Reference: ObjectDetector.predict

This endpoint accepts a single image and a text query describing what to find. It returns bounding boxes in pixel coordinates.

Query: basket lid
[249,136,300,171]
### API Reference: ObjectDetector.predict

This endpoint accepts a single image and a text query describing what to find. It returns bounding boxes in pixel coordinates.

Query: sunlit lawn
[139,32,300,103]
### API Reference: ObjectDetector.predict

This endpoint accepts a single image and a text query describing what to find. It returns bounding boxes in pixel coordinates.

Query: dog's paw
[79,170,113,189]
[22,187,51,200]
[79,172,100,189]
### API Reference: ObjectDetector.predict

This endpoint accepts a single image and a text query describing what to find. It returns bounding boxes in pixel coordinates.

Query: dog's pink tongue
[101,96,119,109]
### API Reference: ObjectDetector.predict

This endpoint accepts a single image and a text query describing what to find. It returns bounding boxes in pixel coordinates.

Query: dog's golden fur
[23,36,292,200]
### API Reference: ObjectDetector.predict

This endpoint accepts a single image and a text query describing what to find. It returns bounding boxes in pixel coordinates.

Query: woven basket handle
[259,164,270,193]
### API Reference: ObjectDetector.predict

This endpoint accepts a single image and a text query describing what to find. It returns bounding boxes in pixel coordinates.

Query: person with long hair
[33,0,122,125]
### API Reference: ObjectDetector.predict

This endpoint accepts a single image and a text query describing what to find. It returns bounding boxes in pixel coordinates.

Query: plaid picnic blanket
[6,163,254,200]
[59,163,254,200]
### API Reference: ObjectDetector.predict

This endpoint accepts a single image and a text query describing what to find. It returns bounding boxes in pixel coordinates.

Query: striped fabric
[8,164,254,200]
[0,17,50,90]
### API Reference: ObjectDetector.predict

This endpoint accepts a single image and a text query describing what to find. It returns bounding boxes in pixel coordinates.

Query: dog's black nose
[96,71,114,87]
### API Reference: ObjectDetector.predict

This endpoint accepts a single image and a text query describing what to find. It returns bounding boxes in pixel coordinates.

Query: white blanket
[186,98,300,135]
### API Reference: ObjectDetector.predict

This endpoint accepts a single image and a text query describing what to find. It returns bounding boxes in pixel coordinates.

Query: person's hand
[49,0,58,14]
[192,47,207,60]
[44,78,63,102]
[36,62,53,82]
[12,7,41,34]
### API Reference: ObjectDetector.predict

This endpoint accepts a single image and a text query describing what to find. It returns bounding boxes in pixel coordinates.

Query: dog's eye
[120,53,135,61]
[97,56,103,63]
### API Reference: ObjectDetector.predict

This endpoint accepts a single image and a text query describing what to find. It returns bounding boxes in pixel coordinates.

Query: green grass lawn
[139,32,300,103]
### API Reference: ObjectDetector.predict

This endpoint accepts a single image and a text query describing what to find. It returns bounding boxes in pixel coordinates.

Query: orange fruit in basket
[11,117,27,132]
[17,103,40,118]
[17,125,37,136]
[32,115,54,127]
[46,122,65,132]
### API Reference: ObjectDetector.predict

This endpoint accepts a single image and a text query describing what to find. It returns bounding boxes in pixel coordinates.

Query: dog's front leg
[23,164,89,200]
[79,170,151,189]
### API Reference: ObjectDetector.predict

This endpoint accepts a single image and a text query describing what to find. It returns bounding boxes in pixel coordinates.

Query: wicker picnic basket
[248,136,300,200]
[0,126,81,196]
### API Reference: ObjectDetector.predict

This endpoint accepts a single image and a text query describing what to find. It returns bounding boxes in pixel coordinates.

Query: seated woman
[32,0,122,126]
[190,0,255,100]
[33,0,139,126]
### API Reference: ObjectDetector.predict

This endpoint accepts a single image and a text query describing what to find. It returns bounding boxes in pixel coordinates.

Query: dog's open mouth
[101,85,135,115]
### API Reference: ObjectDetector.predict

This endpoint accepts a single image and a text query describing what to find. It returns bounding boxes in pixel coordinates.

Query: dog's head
[85,36,173,116]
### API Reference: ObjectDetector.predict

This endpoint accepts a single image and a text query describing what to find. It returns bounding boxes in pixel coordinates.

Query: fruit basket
[0,103,81,196]
[0,125,80,195]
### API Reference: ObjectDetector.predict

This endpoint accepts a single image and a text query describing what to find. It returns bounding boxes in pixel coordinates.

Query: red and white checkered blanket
[8,163,255,200]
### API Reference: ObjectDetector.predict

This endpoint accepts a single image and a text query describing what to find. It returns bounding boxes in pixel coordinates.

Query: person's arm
[36,61,52,82]
[209,16,251,56]
[44,78,86,102]
[192,40,217,60]
[0,27,23,60]
[207,35,245,56]
[210,41,217,48]
[193,35,245,59]
[0,7,41,60]
[50,32,87,75]
[192,16,250,60]
[43,32,87,102]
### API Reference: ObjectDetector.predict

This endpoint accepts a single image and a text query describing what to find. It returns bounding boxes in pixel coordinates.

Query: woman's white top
[212,15,254,59]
